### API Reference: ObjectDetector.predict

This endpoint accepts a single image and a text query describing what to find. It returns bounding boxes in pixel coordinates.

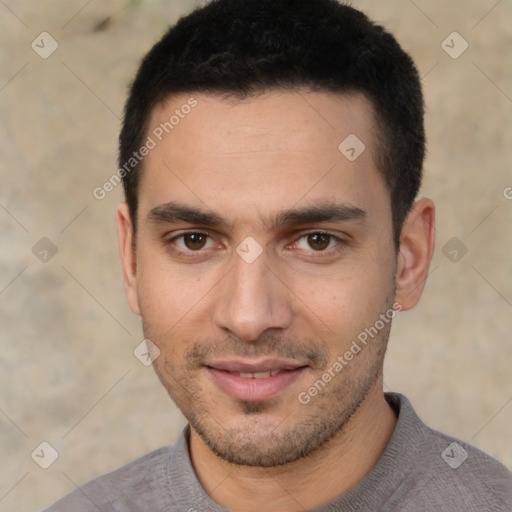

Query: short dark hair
[119,0,424,246]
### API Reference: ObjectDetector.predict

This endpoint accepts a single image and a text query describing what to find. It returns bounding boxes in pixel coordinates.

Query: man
[43,0,512,510]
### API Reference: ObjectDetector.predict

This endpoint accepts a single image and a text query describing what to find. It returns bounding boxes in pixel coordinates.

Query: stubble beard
[149,322,391,468]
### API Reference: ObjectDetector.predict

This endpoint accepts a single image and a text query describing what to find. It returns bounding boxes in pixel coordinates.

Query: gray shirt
[42,393,512,511]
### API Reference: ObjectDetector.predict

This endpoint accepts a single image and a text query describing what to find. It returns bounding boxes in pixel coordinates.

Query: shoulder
[388,393,512,510]
[419,426,511,509]
[41,446,173,512]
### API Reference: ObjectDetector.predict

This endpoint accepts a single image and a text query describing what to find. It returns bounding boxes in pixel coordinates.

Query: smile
[205,359,308,401]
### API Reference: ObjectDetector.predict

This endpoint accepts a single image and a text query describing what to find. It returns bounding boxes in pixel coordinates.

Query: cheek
[297,260,394,344]
[306,281,371,334]
[135,252,208,334]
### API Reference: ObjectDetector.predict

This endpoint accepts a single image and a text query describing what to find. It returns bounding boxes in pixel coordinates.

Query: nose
[211,249,294,342]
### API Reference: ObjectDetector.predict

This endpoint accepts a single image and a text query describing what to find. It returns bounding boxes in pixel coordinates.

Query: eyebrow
[147,201,366,230]
[148,202,225,228]
[272,203,366,229]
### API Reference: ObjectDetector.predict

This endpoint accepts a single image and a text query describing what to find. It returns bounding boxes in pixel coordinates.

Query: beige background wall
[0,1,510,510]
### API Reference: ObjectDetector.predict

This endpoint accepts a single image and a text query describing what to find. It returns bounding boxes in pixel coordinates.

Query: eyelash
[166,230,346,258]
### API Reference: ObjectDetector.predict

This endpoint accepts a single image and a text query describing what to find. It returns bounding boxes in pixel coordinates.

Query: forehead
[138,90,389,226]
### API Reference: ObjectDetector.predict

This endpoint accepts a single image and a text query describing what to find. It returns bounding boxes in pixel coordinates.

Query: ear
[395,198,435,311]
[117,203,141,316]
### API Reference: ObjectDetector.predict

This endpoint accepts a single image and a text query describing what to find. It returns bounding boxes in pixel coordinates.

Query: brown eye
[183,233,208,250]
[307,233,331,251]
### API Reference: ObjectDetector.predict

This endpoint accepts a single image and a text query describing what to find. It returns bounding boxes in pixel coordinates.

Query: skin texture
[118,90,435,511]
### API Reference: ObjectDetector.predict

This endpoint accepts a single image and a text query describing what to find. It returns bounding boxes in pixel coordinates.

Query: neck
[188,380,397,511]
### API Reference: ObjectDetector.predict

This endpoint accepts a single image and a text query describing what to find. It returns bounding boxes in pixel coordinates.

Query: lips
[205,359,308,401]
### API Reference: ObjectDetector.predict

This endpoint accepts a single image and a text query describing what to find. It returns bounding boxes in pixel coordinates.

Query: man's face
[122,90,399,466]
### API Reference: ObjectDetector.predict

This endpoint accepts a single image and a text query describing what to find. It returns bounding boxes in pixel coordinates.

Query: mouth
[205,359,309,402]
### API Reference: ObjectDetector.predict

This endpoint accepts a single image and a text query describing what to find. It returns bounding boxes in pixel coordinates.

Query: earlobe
[117,203,141,316]
[394,198,435,311]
